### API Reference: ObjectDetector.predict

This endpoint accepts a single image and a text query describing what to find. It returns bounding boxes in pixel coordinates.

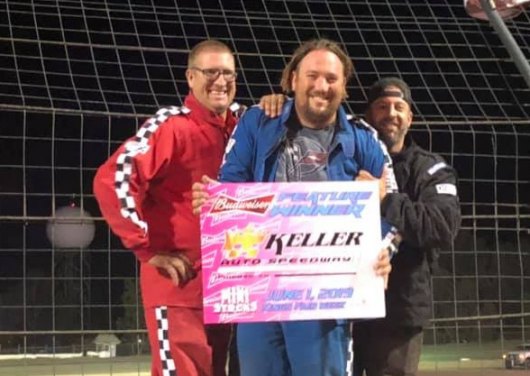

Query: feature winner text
[269,191,372,218]
[263,287,354,312]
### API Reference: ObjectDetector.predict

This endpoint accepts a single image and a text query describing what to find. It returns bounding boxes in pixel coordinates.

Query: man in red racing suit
[93,39,241,376]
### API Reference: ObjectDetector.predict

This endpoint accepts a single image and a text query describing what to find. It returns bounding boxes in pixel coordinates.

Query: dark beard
[379,128,406,152]
[305,107,336,128]
[379,132,396,150]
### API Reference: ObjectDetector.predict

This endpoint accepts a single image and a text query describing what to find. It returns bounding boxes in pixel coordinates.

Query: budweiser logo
[210,194,274,214]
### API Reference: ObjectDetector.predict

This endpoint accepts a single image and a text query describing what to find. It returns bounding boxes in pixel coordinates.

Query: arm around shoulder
[219,107,264,182]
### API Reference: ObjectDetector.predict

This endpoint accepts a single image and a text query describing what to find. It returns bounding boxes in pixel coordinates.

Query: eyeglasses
[191,67,238,82]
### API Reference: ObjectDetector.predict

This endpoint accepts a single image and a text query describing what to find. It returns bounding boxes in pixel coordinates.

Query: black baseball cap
[367,77,412,106]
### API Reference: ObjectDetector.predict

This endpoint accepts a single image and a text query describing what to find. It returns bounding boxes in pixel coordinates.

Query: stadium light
[46,203,95,248]
[465,0,530,89]
[465,0,530,20]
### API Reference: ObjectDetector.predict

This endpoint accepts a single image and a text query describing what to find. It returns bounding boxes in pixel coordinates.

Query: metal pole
[479,0,530,88]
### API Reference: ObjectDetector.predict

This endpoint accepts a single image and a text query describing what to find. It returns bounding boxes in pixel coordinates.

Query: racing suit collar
[184,93,237,135]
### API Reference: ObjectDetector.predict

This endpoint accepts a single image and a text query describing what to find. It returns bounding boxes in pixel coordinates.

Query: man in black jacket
[353,77,461,376]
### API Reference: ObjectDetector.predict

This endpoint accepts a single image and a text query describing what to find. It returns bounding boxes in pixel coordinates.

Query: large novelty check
[200,181,385,324]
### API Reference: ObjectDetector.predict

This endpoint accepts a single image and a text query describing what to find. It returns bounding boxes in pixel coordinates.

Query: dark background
[0,0,529,351]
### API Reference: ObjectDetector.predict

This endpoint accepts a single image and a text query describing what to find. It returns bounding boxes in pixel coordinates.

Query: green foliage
[116,278,145,342]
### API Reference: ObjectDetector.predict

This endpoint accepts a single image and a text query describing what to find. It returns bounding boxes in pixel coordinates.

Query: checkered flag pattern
[155,306,177,376]
[114,106,189,233]
[346,321,354,376]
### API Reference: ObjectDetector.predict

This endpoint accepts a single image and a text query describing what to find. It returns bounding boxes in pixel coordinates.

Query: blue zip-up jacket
[220,99,386,183]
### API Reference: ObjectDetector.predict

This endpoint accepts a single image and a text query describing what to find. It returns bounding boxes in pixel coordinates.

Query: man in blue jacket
[195,39,396,376]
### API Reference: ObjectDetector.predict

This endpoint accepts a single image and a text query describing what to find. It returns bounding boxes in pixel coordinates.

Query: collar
[184,93,238,134]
